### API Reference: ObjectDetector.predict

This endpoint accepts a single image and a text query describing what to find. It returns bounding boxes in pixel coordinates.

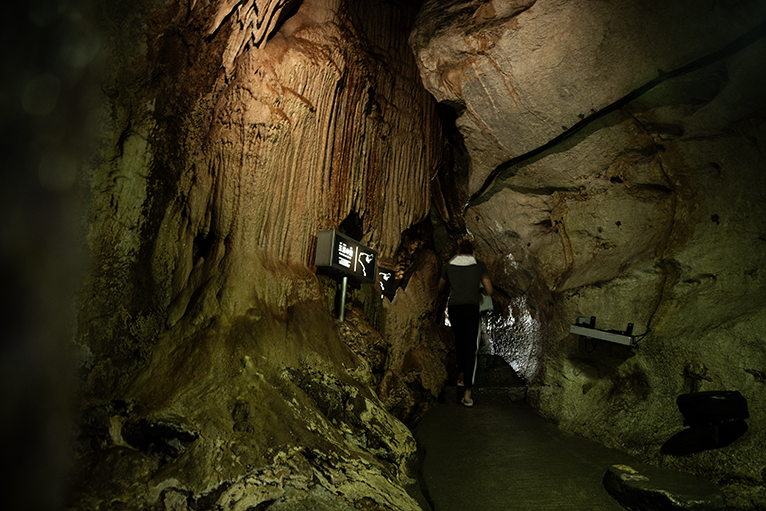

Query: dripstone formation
[73,0,443,509]
[67,0,766,509]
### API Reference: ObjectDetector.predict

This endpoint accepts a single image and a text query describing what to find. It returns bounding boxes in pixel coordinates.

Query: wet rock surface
[441,353,527,405]
[69,0,450,509]
[412,1,766,506]
[415,402,633,511]
[54,0,766,509]
[69,301,425,510]
[604,463,726,511]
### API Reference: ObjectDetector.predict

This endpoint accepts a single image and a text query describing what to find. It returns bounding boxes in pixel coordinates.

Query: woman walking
[438,240,493,407]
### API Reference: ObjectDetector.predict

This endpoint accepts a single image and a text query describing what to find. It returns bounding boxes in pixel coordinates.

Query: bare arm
[481,275,493,296]
[438,278,448,294]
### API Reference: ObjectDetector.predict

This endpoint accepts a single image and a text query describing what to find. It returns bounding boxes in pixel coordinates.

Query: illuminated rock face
[75,0,766,508]
[73,0,442,509]
[413,0,766,506]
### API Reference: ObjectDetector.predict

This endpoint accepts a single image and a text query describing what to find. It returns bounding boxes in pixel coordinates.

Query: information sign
[315,230,378,284]
[378,267,397,298]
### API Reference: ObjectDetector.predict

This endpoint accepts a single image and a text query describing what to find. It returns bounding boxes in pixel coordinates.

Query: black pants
[450,304,481,388]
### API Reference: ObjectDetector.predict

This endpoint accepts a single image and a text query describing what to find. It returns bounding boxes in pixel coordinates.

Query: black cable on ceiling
[464,18,766,209]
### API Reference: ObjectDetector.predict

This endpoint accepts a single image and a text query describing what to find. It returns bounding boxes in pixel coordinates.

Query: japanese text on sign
[314,230,378,284]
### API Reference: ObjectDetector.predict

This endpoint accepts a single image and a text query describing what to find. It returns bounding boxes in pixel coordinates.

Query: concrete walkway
[413,402,637,511]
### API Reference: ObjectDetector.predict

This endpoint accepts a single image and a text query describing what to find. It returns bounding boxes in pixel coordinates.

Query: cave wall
[72,0,445,509]
[412,0,766,506]
[68,0,766,507]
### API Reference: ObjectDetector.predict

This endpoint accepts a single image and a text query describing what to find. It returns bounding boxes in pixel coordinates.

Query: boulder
[604,463,725,511]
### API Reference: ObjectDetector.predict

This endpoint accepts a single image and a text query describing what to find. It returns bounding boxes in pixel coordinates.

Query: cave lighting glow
[486,297,542,384]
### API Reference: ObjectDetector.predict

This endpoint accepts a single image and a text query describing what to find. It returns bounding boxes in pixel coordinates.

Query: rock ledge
[603,463,725,511]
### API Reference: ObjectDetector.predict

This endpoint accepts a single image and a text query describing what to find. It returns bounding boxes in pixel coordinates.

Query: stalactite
[190,0,444,266]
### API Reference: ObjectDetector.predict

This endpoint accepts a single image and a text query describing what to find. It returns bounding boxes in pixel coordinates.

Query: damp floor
[412,402,637,511]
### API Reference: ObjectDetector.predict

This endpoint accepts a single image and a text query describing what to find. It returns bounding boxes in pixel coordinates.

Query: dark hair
[457,240,474,255]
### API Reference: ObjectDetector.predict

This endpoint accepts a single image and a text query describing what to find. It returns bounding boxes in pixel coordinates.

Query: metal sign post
[339,276,348,322]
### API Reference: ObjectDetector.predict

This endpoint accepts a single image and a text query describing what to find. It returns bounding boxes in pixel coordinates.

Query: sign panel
[315,230,378,283]
[378,267,397,298]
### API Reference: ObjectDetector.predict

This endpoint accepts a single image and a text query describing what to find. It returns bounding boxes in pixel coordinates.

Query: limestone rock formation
[378,249,450,426]
[603,463,726,511]
[412,0,766,506]
[72,0,446,509]
[57,0,766,508]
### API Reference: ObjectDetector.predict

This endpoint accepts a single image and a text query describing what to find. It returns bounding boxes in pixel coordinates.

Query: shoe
[457,379,465,387]
[461,397,474,407]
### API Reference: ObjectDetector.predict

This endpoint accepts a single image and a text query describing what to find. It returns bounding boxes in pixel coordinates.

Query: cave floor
[413,402,635,510]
